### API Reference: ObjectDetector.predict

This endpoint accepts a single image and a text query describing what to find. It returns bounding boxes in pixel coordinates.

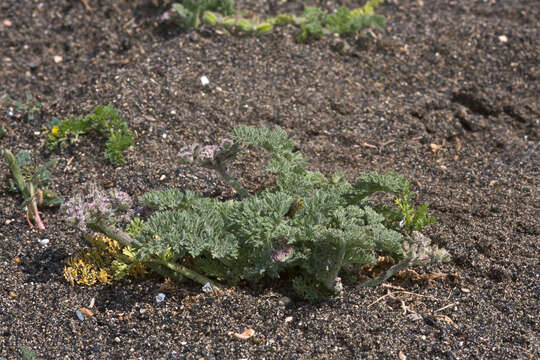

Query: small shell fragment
[229,327,255,340]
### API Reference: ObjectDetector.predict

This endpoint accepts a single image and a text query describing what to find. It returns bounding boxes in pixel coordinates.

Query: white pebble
[200,75,209,86]
[39,238,49,246]
[155,293,166,303]
[202,282,213,293]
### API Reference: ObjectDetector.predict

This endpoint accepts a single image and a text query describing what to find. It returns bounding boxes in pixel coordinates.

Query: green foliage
[47,105,134,165]
[296,7,326,43]
[20,347,36,360]
[3,91,41,121]
[172,0,235,29]
[3,148,62,229]
[170,0,385,43]
[395,187,436,233]
[326,6,385,38]
[296,2,385,43]
[65,125,446,301]
[125,126,441,301]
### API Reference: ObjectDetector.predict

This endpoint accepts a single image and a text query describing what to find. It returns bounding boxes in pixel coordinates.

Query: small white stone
[53,55,62,63]
[162,133,167,139]
[155,293,166,303]
[39,238,49,246]
[159,174,166,181]
[200,75,209,86]
[498,35,508,43]
[285,316,293,323]
[202,282,213,293]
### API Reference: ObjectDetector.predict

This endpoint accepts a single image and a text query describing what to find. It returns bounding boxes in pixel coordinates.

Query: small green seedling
[47,105,134,165]
[3,91,41,121]
[3,149,63,230]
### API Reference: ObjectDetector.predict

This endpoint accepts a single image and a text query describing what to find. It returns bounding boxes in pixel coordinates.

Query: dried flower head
[270,244,295,262]
[178,138,240,168]
[62,183,133,231]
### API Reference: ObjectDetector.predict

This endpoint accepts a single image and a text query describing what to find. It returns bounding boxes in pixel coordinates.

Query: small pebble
[53,55,63,63]
[498,35,508,43]
[75,309,85,321]
[3,19,12,27]
[284,316,293,323]
[202,282,213,293]
[278,296,291,306]
[200,75,209,86]
[39,238,49,246]
[155,293,166,303]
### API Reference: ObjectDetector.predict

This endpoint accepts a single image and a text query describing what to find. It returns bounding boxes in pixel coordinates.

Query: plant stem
[5,149,45,230]
[356,255,413,288]
[214,163,250,199]
[30,200,45,230]
[86,220,223,291]
[87,220,138,247]
[151,258,223,292]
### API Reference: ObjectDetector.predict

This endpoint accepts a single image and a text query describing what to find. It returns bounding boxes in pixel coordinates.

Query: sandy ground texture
[0,0,538,359]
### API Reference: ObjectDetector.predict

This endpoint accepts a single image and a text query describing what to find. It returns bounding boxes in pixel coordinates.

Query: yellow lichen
[63,234,146,286]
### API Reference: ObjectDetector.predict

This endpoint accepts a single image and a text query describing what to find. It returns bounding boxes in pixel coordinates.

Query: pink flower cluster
[270,238,295,262]
[63,183,133,231]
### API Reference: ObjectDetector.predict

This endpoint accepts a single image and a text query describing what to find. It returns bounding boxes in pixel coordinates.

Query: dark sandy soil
[1,0,538,359]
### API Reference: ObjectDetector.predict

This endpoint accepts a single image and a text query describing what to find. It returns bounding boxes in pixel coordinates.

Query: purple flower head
[270,244,295,262]
[62,183,133,231]
[199,145,220,160]
[161,10,174,21]
[178,143,201,163]
[220,138,234,149]
[178,151,194,163]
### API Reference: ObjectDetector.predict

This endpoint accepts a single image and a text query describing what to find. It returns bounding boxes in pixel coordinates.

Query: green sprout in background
[168,0,386,44]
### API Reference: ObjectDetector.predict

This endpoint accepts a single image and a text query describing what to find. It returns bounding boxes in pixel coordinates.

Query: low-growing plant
[3,149,63,230]
[63,126,449,301]
[169,0,385,44]
[47,105,134,165]
[168,0,235,29]
[63,233,147,286]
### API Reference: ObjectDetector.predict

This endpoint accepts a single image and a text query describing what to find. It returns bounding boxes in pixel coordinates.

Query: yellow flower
[51,125,59,136]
